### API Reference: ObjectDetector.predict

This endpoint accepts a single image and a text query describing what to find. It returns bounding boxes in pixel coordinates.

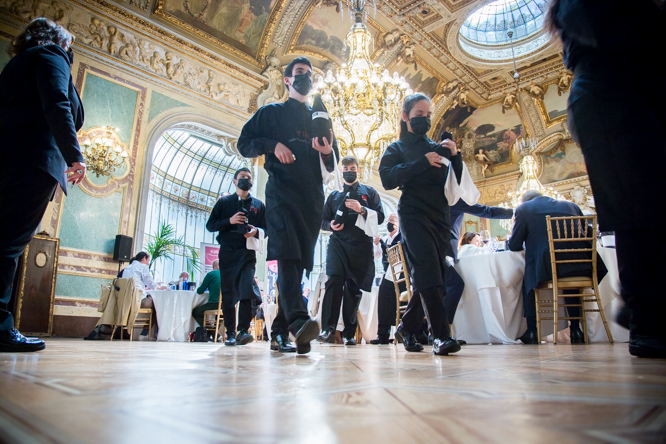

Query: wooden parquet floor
[0,339,665,444]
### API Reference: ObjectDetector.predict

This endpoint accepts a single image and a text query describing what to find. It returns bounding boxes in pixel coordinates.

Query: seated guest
[450,201,513,259]
[122,251,160,339]
[508,190,602,344]
[191,260,221,342]
[178,271,190,289]
[457,232,488,258]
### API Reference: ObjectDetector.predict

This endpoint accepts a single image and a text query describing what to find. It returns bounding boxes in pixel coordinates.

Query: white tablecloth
[150,290,208,342]
[452,247,629,344]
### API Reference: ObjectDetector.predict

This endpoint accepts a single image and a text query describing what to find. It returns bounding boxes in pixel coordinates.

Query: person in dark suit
[547,0,665,358]
[0,18,86,352]
[508,191,603,344]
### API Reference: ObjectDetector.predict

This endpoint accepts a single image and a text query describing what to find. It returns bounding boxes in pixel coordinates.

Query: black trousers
[321,274,362,339]
[616,229,664,337]
[376,278,406,337]
[270,259,309,337]
[401,285,450,339]
[222,298,256,334]
[524,287,580,330]
[0,169,57,331]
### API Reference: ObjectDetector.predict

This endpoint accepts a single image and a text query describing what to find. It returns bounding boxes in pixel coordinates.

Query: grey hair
[522,190,543,203]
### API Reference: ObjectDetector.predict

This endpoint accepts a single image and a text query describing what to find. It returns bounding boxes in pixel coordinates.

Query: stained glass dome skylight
[460,0,548,45]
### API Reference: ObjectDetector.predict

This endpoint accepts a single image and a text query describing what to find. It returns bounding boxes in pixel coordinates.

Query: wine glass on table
[480,230,491,245]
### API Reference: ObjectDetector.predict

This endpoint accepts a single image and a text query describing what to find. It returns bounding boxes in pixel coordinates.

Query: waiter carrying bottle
[317,156,384,345]
[379,93,463,356]
[237,56,339,354]
[205,167,266,346]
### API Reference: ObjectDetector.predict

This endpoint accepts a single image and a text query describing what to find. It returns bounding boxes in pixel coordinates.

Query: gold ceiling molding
[534,73,572,128]
[75,0,268,79]
[153,0,288,66]
[272,0,313,48]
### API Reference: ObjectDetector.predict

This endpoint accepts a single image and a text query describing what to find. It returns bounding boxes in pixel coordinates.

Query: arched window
[143,125,248,284]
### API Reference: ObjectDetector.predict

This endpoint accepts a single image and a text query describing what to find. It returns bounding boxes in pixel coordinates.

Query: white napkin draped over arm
[320,149,342,192]
[443,159,480,206]
[355,208,379,238]
[246,227,265,253]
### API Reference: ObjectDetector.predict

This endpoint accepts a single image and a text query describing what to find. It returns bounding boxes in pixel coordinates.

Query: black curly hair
[9,17,74,57]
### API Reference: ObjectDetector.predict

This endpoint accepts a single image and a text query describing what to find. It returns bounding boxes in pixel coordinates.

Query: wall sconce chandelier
[310,0,412,181]
[77,126,129,178]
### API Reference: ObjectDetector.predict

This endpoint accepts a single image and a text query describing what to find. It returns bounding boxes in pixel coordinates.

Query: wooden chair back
[203,288,224,342]
[386,242,412,328]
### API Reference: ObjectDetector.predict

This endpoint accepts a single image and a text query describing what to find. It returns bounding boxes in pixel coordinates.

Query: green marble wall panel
[0,40,11,71]
[489,218,510,239]
[148,91,191,122]
[55,274,111,300]
[81,73,138,143]
[59,186,123,254]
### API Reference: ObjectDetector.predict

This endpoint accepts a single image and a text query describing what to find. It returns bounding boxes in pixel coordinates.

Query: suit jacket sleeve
[237,106,279,158]
[379,144,431,190]
[34,46,84,166]
[197,272,212,294]
[508,207,527,252]
[256,201,267,232]
[465,203,514,219]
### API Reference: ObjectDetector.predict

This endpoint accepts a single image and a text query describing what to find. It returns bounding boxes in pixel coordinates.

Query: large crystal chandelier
[78,126,129,178]
[499,29,563,229]
[311,0,411,181]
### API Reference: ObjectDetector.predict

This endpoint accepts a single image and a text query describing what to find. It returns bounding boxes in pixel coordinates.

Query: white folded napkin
[320,149,342,192]
[355,207,379,238]
[444,160,480,206]
[246,227,265,254]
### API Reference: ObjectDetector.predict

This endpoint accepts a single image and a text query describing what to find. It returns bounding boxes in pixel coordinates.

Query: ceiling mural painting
[154,0,285,63]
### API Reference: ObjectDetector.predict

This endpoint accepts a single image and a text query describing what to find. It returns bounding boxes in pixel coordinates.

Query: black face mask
[342,171,357,183]
[387,222,395,233]
[237,178,252,191]
[67,47,74,65]
[290,73,312,96]
[410,116,431,136]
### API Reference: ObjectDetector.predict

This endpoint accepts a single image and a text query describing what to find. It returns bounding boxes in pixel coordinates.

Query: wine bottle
[312,93,332,146]
[334,191,350,226]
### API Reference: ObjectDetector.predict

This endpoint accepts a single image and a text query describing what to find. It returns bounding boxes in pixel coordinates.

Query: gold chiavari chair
[386,242,412,340]
[202,288,224,342]
[534,215,613,344]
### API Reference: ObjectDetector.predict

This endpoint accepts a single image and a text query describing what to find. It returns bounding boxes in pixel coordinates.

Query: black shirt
[206,193,267,251]
[321,181,385,245]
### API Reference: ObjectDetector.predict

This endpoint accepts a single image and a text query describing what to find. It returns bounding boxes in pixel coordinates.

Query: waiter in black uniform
[206,167,266,346]
[379,93,463,356]
[317,156,384,345]
[369,214,404,344]
[237,57,339,354]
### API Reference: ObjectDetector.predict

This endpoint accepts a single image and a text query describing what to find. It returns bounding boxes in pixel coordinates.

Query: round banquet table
[149,290,208,342]
[451,248,629,344]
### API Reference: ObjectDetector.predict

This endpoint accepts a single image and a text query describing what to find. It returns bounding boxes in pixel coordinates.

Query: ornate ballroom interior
[1,1,663,443]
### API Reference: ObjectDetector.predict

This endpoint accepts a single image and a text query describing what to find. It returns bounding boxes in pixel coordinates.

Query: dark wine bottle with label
[334,191,350,226]
[312,93,332,146]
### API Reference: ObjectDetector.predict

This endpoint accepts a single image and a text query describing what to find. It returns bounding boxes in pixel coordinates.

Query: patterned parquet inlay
[1,339,665,443]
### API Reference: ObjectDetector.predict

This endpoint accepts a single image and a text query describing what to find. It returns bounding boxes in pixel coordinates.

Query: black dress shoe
[629,334,666,359]
[270,334,296,353]
[399,326,424,352]
[224,332,237,346]
[518,329,540,345]
[369,336,389,345]
[316,329,335,344]
[0,329,45,353]
[343,337,356,346]
[458,339,467,346]
[295,318,319,354]
[236,330,254,345]
[394,327,404,344]
[432,338,461,355]
[570,328,586,344]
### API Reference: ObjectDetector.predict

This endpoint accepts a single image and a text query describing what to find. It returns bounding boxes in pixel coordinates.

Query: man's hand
[65,161,86,185]
[345,199,363,213]
[373,236,380,245]
[229,211,247,224]
[331,220,344,231]
[244,225,258,239]
[440,138,458,156]
[312,129,333,155]
[274,142,295,164]
[425,152,445,168]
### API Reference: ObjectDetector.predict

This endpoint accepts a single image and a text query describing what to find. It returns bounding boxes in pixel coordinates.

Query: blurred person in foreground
[547,0,666,358]
[0,18,86,352]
